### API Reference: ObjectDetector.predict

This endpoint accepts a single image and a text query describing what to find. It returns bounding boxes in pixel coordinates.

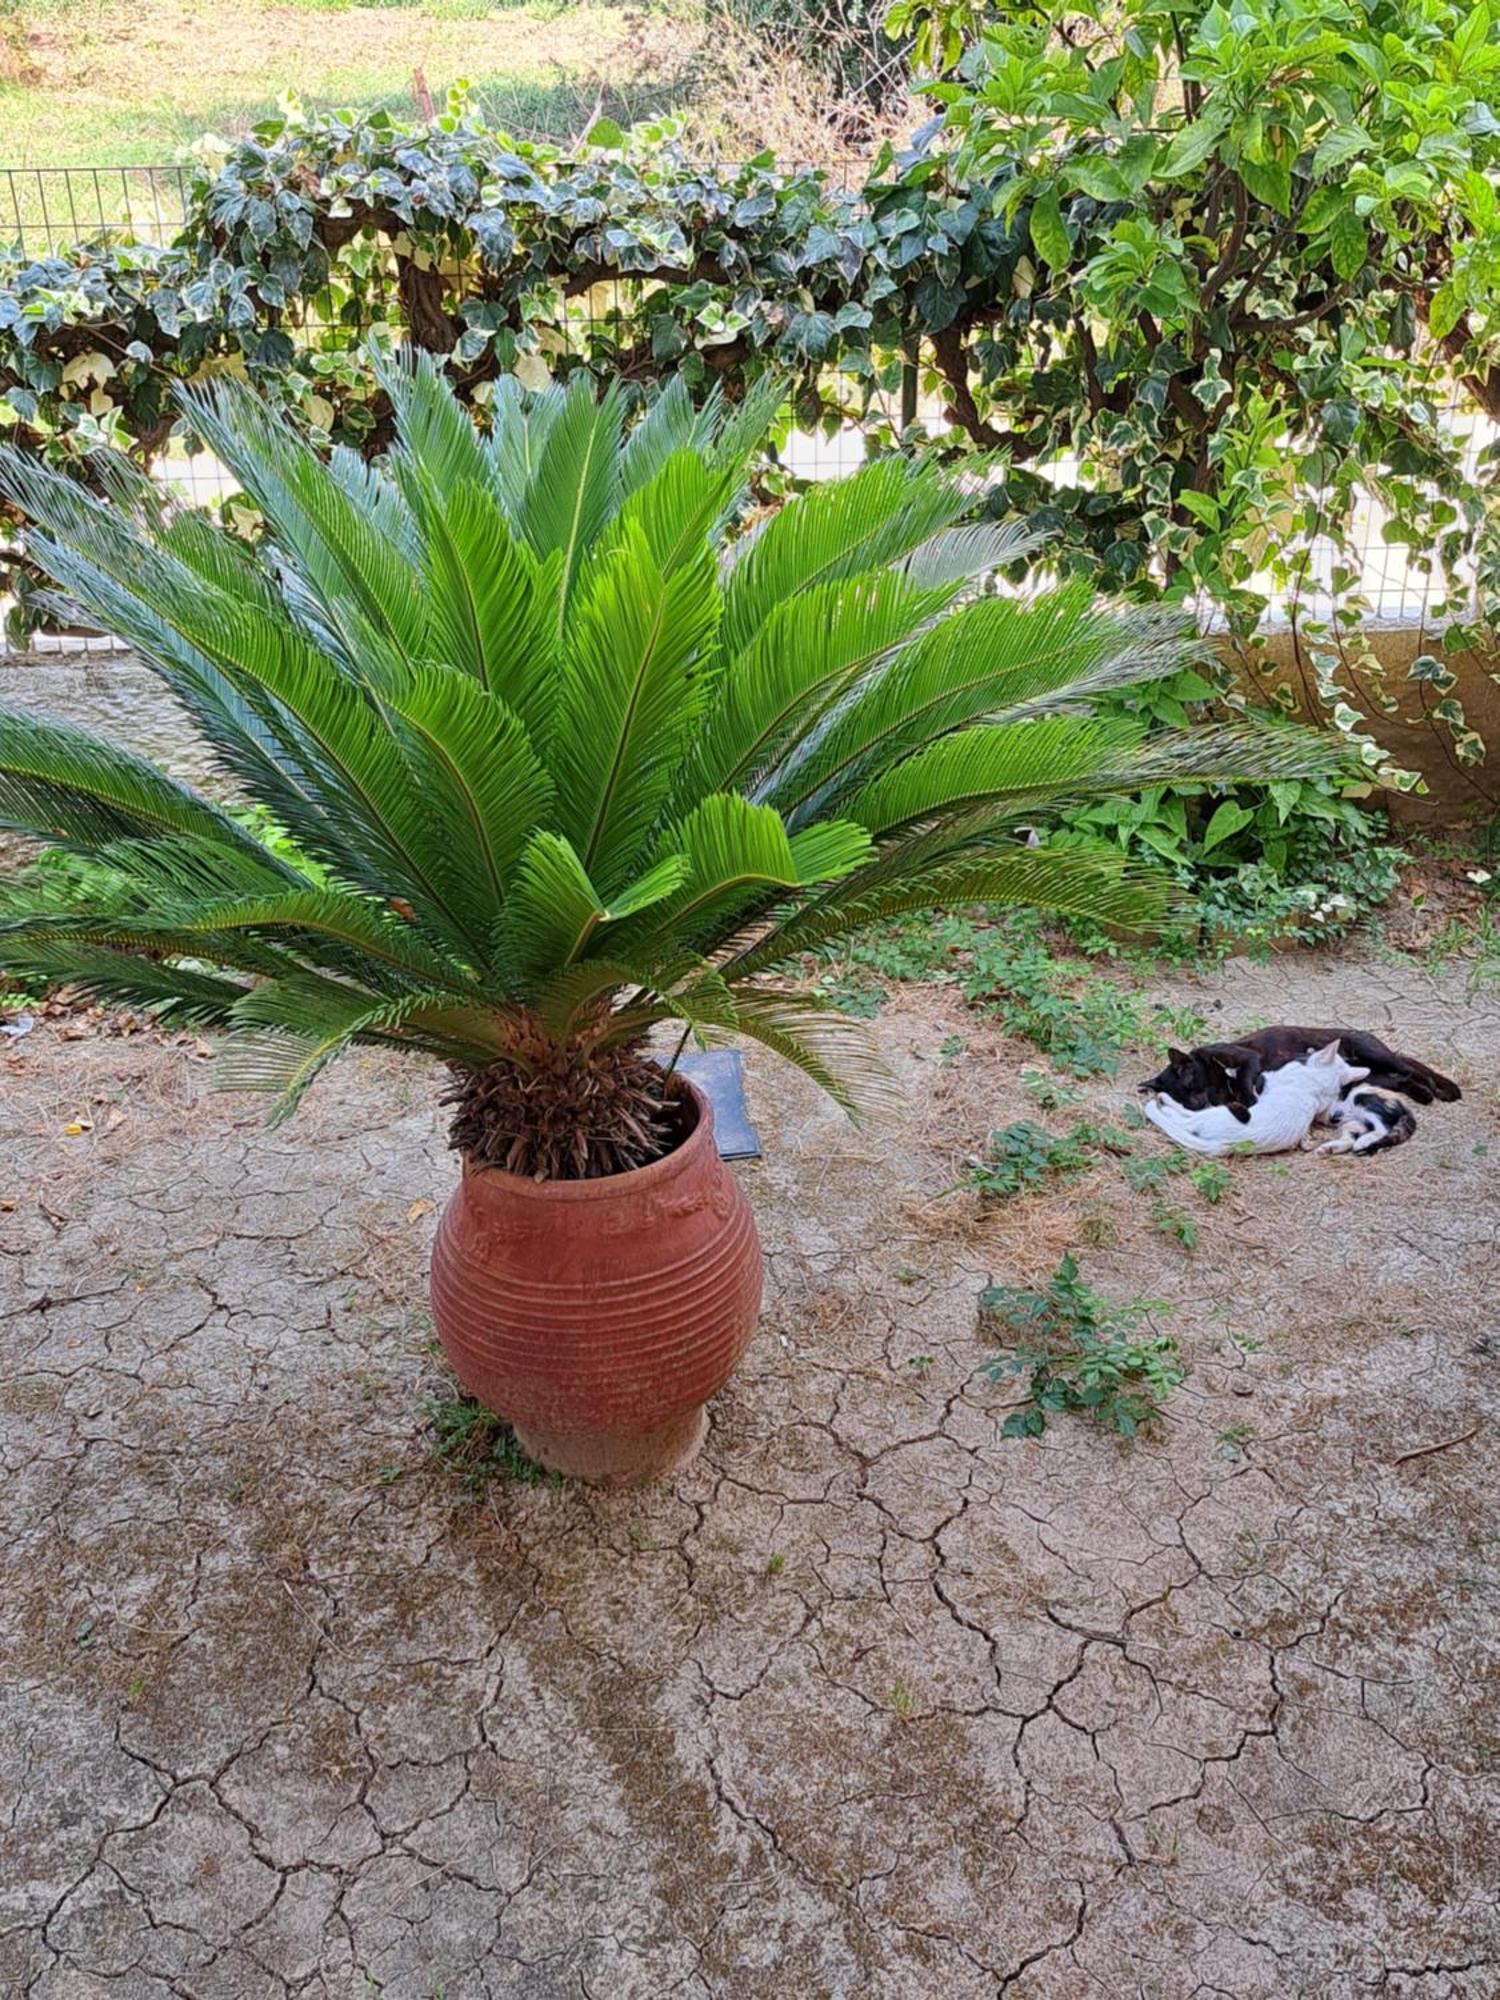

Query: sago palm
[0,358,1336,1176]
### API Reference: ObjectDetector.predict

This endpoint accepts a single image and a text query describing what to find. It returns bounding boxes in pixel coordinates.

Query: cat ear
[1313,1040,1341,1065]
[1167,1048,1189,1066]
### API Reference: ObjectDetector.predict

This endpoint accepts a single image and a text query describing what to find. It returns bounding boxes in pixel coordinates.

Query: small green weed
[958,1121,1091,1199]
[1189,1160,1233,1204]
[1021,1068,1084,1111]
[979,1256,1184,1440]
[956,1115,1134,1200]
[1152,1202,1198,1250]
[425,1393,553,1488]
[1122,1149,1189,1194]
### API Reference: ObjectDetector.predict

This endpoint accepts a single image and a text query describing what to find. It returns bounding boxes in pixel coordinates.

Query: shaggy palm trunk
[443,1036,687,1181]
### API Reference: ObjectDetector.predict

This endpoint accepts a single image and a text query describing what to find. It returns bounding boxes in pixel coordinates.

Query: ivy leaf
[584,118,625,151]
[1028,189,1072,274]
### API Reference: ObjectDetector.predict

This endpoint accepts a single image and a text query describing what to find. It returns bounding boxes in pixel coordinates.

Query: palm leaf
[678,571,957,810]
[721,847,1175,979]
[383,663,555,934]
[687,985,902,1121]
[843,716,1343,838]
[0,941,249,1024]
[551,523,720,890]
[496,832,690,982]
[719,456,974,659]
[766,589,1199,823]
[0,706,279,858]
[516,373,623,622]
[413,480,560,730]
[178,378,426,682]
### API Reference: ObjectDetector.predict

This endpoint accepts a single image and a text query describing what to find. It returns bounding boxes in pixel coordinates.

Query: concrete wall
[1218,627,1499,829]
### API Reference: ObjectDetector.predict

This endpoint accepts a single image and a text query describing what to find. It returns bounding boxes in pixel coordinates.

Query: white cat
[1143,1040,1370,1158]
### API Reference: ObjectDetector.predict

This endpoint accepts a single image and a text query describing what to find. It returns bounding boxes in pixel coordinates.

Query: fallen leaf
[105,1107,127,1132]
[63,1120,90,1136]
[407,1198,434,1223]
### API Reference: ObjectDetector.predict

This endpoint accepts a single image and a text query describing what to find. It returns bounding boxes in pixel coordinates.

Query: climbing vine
[3,33,1499,791]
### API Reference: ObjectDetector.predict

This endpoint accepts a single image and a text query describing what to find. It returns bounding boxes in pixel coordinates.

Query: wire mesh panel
[2,166,195,254]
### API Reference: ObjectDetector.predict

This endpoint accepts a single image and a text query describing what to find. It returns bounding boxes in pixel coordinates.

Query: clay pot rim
[457,1077,715,1205]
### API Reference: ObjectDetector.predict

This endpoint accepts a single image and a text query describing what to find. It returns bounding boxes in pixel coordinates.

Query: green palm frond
[719,456,975,658]
[765,590,1197,824]
[382,663,555,935]
[515,374,624,620]
[678,571,957,808]
[0,941,250,1024]
[413,482,559,706]
[551,523,720,888]
[179,379,426,681]
[0,353,1346,1141]
[1,706,281,858]
[691,985,903,1121]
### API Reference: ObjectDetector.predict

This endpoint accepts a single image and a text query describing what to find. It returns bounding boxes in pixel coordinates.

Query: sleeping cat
[1312,1086,1417,1158]
[1143,1041,1370,1158]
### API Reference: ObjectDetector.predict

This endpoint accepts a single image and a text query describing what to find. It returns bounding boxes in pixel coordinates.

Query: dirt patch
[2,942,1497,1996]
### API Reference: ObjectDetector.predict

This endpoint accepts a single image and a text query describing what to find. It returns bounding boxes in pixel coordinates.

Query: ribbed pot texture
[429,1083,762,1482]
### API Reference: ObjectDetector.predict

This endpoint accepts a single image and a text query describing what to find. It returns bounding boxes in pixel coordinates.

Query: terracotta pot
[429,1083,762,1483]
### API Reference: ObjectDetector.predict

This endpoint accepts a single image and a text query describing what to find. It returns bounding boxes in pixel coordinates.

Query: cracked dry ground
[2,945,1497,2000]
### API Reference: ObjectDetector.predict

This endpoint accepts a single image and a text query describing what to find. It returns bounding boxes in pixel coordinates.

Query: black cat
[1140,1026,1460,1125]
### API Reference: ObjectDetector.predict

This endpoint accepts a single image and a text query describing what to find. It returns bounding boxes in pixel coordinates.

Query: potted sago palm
[0,357,1337,1478]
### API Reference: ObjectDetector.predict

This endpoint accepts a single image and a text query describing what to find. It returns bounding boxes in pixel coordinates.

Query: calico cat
[1143,1041,1370,1158]
[1140,1026,1459,1123]
[1312,1087,1417,1158]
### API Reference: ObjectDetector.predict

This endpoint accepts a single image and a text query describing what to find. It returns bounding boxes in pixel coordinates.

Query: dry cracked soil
[2,944,1498,1999]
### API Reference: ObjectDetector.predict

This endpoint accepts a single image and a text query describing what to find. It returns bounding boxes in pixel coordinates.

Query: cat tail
[1143,1097,1218,1156]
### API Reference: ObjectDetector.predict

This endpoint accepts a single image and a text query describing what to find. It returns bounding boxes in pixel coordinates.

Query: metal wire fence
[2,165,196,254]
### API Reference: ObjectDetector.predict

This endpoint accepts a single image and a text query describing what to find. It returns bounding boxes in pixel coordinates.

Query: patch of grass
[0,0,661,172]
[816,910,1207,1078]
[886,1677,916,1718]
[955,1114,1134,1201]
[425,1391,553,1488]
[979,1255,1184,1441]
